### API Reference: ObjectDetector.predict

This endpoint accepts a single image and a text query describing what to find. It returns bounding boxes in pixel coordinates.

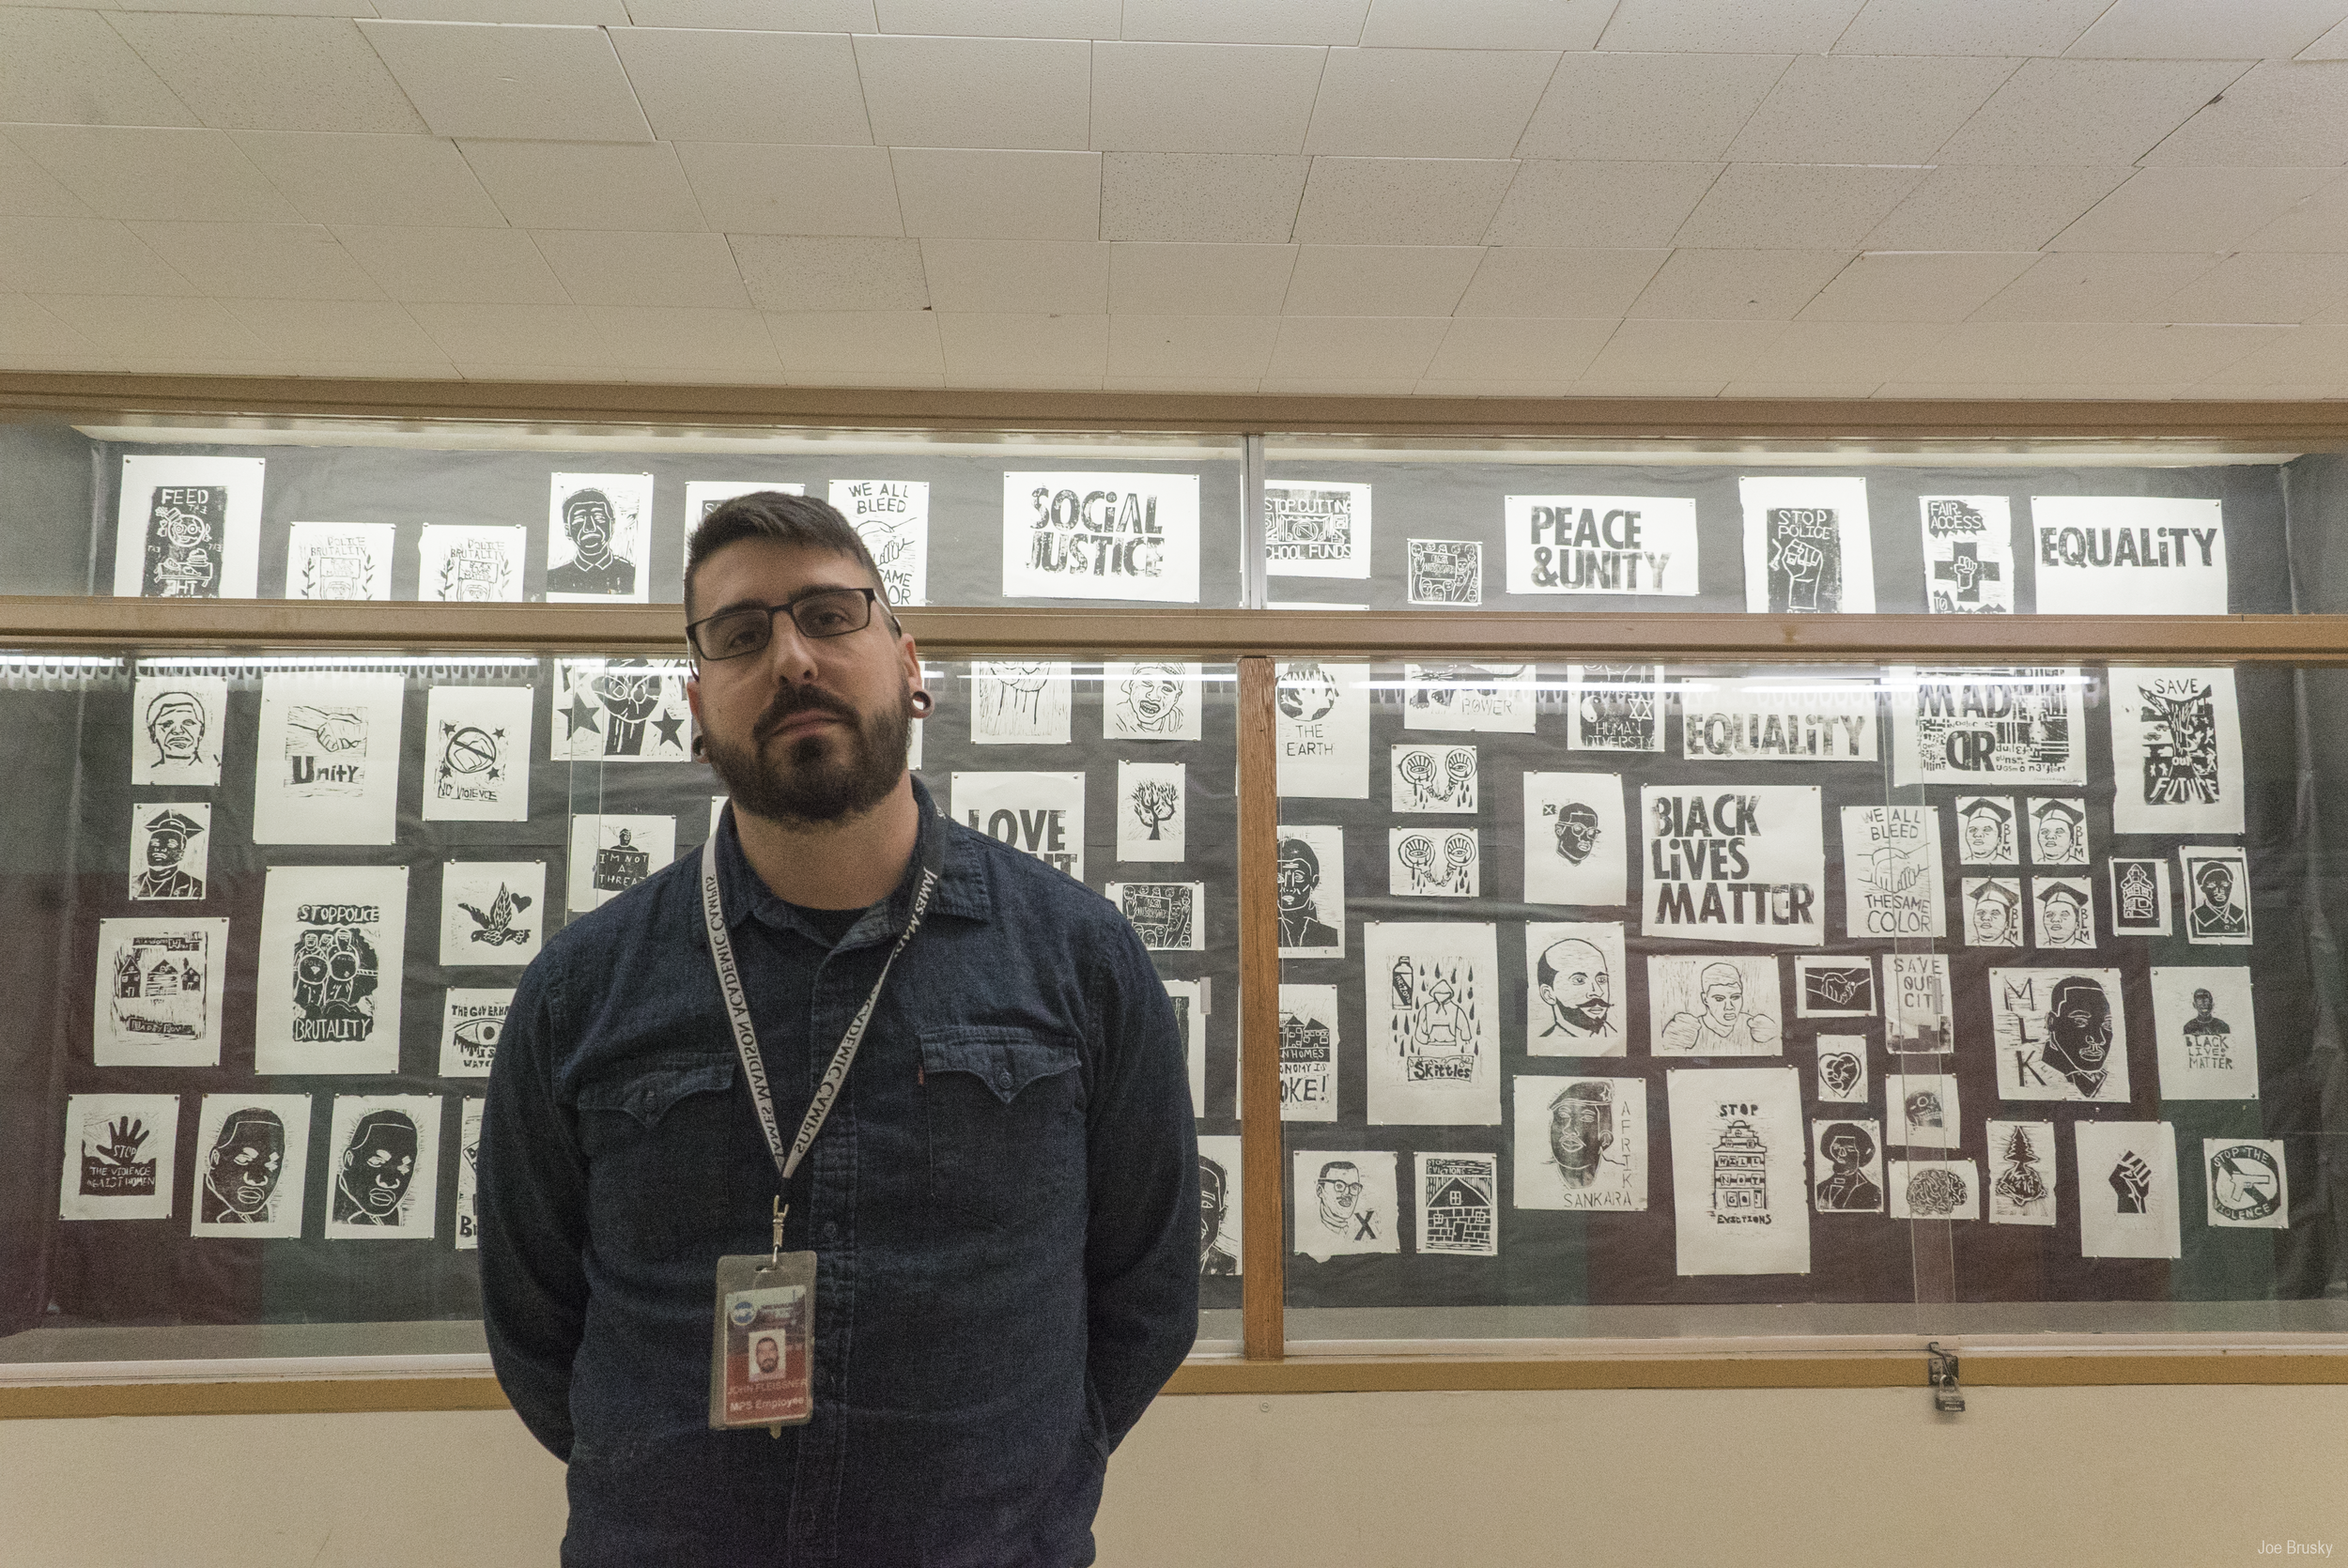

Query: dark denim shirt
[480,779,1199,1567]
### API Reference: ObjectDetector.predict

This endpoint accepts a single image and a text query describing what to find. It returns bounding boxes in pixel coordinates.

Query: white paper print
[2181,845,2253,945]
[1883,1071,1961,1151]
[2151,966,2258,1100]
[2076,1120,2180,1259]
[1886,953,1954,1053]
[1678,678,1877,763]
[1506,494,1698,596]
[1104,662,1204,742]
[191,1095,312,1238]
[1400,662,1537,733]
[1362,921,1501,1126]
[59,1094,178,1221]
[440,860,546,965]
[1888,1160,1981,1222]
[953,771,1086,880]
[1955,796,2018,864]
[1814,1035,1868,1104]
[1794,955,1876,1019]
[252,671,406,846]
[2032,496,2227,616]
[1391,744,1477,813]
[1667,1067,1810,1276]
[1640,784,1826,947]
[1921,496,2015,614]
[828,480,928,607]
[2205,1137,2288,1230]
[131,673,226,787]
[324,1094,442,1239]
[1556,677,1661,772]
[2110,857,2173,936]
[1986,1119,2058,1226]
[1525,922,1627,1057]
[255,866,409,1076]
[1406,539,1483,606]
[417,524,526,603]
[1515,1075,1645,1212]
[1988,967,2130,1102]
[970,660,1073,745]
[1417,1152,1500,1254]
[1962,877,2024,947]
[1293,1149,1399,1261]
[1648,953,1781,1056]
[456,1099,485,1252]
[1389,826,1479,898]
[1002,471,1201,603]
[284,521,394,602]
[114,455,263,599]
[128,803,209,901]
[1278,983,1338,1122]
[2025,797,2089,866]
[1842,806,1945,940]
[438,988,512,1078]
[94,916,230,1068]
[1739,477,1875,614]
[1274,825,1345,959]
[2031,876,2096,950]
[566,815,674,915]
[550,658,694,763]
[1275,662,1370,799]
[1810,1118,1884,1214]
[1116,761,1186,862]
[1197,1133,1243,1275]
[1264,480,1370,578]
[1889,668,2087,788]
[1522,772,1628,908]
[1107,882,1204,951]
[547,472,653,603]
[2107,668,2245,836]
[1165,978,1206,1118]
[681,481,804,576]
[423,685,533,822]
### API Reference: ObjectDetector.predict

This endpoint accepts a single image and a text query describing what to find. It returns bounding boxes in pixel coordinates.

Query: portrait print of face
[200,1109,284,1224]
[1553,802,1600,864]
[1957,796,2015,864]
[2028,797,2087,865]
[545,472,650,602]
[1550,1082,1614,1189]
[131,676,227,787]
[333,1109,417,1226]
[319,1094,442,1237]
[2033,879,2093,949]
[749,1334,784,1381]
[1965,878,2020,946]
[1274,830,1343,955]
[1813,1120,1882,1213]
[2184,850,2252,943]
[2043,976,2117,1098]
[1197,1155,1240,1276]
[1315,1160,1363,1236]
[190,1094,310,1237]
[1537,937,1614,1040]
[1121,665,1183,733]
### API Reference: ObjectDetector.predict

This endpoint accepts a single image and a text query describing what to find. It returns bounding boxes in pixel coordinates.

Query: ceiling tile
[1744,319,1952,380]
[35,291,266,357]
[332,223,568,301]
[2237,170,2348,248]
[765,310,942,377]
[1453,247,1667,315]
[106,13,425,132]
[610,28,870,144]
[0,140,91,219]
[1265,315,1446,378]
[217,295,440,357]
[1106,313,1278,377]
[780,368,948,388]
[1900,319,2124,381]
[0,216,194,294]
[1934,58,2248,163]
[1120,0,1367,46]
[729,235,928,310]
[1726,54,2017,164]
[2154,253,2348,323]
[407,300,609,362]
[1280,243,1482,315]
[1861,163,2132,250]
[936,311,1108,380]
[1795,251,2037,322]
[1089,41,1324,154]
[1291,157,1517,245]
[1258,376,1418,393]
[229,131,503,226]
[1414,377,1577,396]
[6,125,299,222]
[112,0,387,16]
[1483,161,1720,247]
[2200,324,2348,384]
[1597,0,1863,53]
[920,238,1107,313]
[0,294,102,357]
[2142,62,2348,167]
[875,0,1117,35]
[1971,251,2222,321]
[1580,316,1786,380]
[458,141,705,230]
[1107,241,1296,313]
[2065,0,2348,58]
[1516,53,1788,161]
[1627,248,1851,319]
[853,35,1089,150]
[1421,315,1612,379]
[124,220,383,298]
[621,0,873,23]
[890,148,1099,240]
[1833,0,2109,55]
[530,228,751,306]
[1106,375,1264,392]
[1359,0,1614,49]
[2308,17,2348,55]
[2061,323,2293,384]
[585,304,780,373]
[1673,163,1926,250]
[0,8,196,126]
[674,144,902,236]
[356,21,652,141]
[378,0,626,18]
[453,360,623,379]
[1722,378,1886,396]
[2048,166,2336,250]
[1303,47,1560,159]
[1098,152,1307,242]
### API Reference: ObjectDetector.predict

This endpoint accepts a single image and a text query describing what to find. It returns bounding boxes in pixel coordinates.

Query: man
[2190,858,2249,937]
[332,1109,417,1226]
[1116,664,1186,736]
[2183,987,2231,1043]
[1660,962,1778,1053]
[1814,1123,1879,1212]
[145,689,209,773]
[1549,1082,1614,1191]
[2031,797,2085,864]
[751,1336,783,1382]
[1534,936,1614,1042]
[547,487,636,596]
[1552,802,1600,865]
[1197,1157,1239,1277]
[482,491,1196,1566]
[2035,881,2092,948]
[2041,975,2117,1099]
[1966,879,2018,945]
[200,1107,285,1224]
[1959,797,2011,862]
[1314,1160,1366,1238]
[1275,836,1340,949]
[132,807,206,899]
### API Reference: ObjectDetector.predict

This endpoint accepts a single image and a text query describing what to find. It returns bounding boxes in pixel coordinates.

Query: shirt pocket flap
[575,1053,736,1128]
[919,1026,1080,1105]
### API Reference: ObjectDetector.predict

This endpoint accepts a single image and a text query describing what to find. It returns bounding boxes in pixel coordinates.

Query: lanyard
[699,806,945,1253]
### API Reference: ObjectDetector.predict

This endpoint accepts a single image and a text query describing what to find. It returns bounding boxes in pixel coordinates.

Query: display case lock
[1925,1342,1964,1413]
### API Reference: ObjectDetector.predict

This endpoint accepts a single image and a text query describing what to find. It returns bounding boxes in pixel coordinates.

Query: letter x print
[1352,1208,1378,1241]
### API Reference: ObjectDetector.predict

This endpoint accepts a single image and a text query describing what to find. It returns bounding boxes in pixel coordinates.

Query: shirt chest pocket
[574,1053,749,1263]
[919,1025,1085,1232]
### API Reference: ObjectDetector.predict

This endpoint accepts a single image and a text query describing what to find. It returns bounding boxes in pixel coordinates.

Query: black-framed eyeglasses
[687,588,882,661]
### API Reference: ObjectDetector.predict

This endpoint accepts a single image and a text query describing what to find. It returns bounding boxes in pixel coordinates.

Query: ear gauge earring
[909,689,935,717]
[691,730,708,760]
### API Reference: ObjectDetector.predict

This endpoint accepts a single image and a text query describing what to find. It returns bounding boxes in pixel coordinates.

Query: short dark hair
[683,491,891,620]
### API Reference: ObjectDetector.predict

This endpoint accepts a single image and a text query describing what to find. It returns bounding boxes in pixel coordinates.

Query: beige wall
[3,1385,2345,1566]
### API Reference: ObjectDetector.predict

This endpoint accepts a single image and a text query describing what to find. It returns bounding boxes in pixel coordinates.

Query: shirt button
[819,1222,840,1245]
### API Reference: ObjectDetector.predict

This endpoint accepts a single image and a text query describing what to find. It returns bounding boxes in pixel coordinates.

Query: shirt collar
[713,774,990,946]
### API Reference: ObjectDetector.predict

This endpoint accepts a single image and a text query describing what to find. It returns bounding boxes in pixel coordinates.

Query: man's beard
[1555,997,1609,1033]
[706,682,911,829]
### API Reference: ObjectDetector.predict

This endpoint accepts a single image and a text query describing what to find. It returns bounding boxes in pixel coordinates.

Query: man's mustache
[754,684,859,743]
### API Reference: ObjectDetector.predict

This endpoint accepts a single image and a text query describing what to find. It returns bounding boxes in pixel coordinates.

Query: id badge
[709,1252,817,1431]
